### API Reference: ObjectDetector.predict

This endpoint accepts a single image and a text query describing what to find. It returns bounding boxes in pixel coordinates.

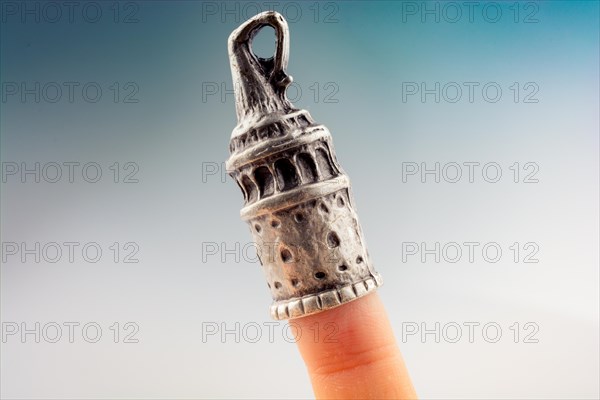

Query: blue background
[1,1,599,398]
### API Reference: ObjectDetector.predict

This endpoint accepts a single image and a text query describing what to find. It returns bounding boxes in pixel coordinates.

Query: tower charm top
[226,11,382,320]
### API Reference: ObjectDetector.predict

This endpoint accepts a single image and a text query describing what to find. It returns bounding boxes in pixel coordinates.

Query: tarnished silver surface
[226,11,382,320]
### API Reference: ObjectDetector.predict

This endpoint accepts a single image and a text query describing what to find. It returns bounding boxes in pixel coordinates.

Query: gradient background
[1,1,598,398]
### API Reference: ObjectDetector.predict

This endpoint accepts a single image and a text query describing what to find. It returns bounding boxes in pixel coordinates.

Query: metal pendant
[226,11,382,320]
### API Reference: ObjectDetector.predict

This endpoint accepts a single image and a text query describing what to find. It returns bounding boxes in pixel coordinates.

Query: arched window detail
[315,148,335,180]
[274,158,300,191]
[296,152,318,183]
[253,166,275,198]
[241,174,258,203]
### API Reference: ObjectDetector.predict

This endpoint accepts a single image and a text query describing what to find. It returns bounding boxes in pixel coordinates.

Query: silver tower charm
[226,11,382,320]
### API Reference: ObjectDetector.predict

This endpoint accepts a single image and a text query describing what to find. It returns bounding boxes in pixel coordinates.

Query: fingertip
[292,292,417,399]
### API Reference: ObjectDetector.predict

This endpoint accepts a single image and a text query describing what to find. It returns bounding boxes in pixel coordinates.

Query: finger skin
[292,292,417,399]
